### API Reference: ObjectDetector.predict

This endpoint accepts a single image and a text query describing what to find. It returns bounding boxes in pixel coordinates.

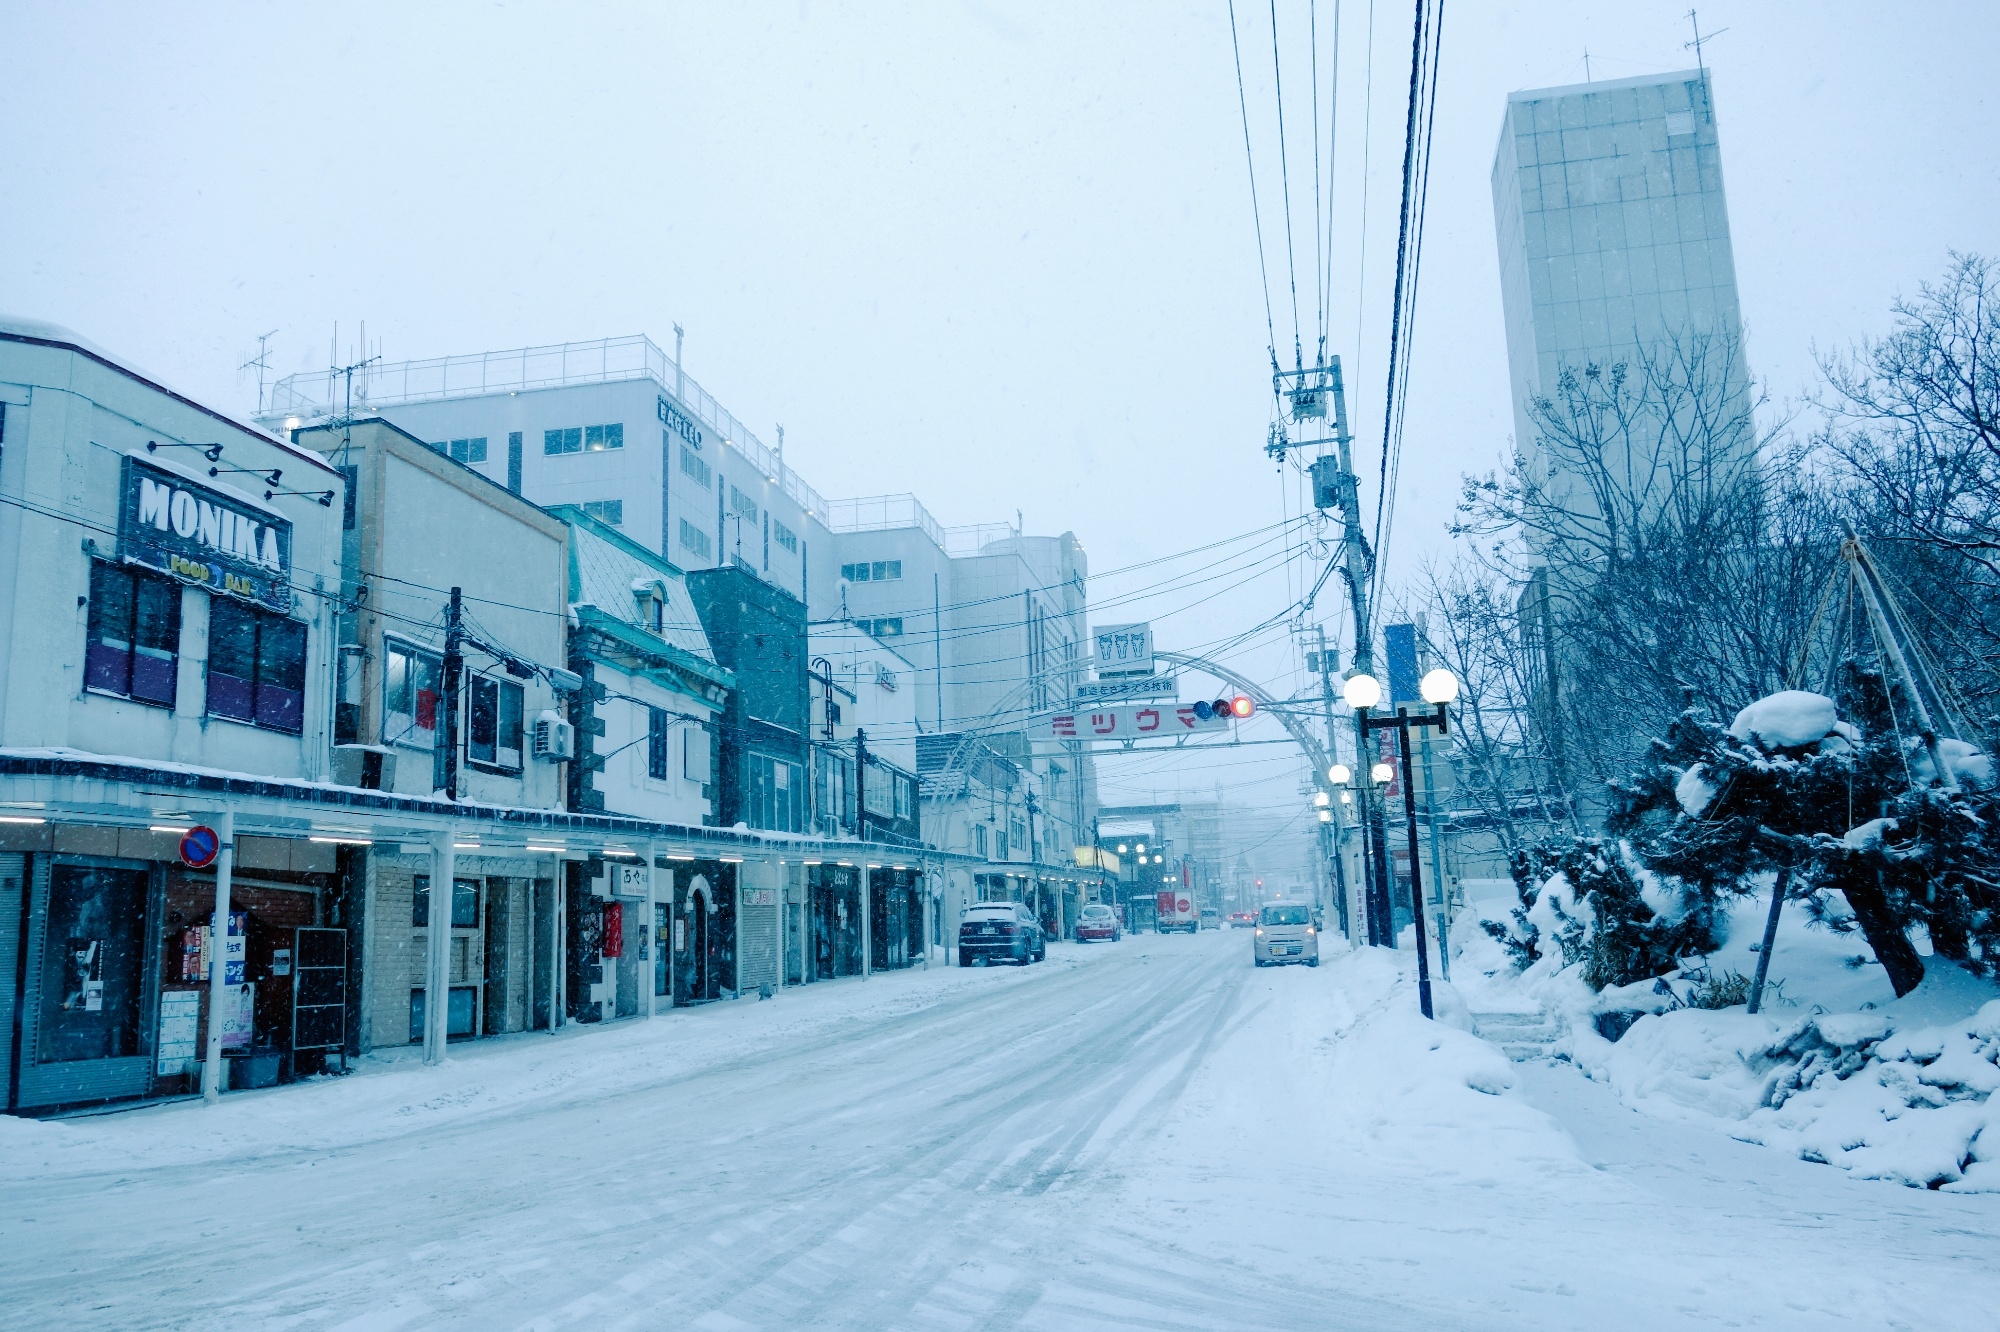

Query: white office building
[263,337,826,607]
[1491,68,1752,476]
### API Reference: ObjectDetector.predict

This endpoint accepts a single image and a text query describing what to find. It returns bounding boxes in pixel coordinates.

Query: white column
[645,841,659,1018]
[425,832,455,1064]
[200,809,236,1104]
[554,856,566,1029]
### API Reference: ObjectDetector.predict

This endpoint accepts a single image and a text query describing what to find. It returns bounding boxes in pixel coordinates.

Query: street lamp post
[1343,668,1459,1021]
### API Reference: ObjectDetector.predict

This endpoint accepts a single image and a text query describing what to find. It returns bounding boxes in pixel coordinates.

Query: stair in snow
[1470,1009,1561,1062]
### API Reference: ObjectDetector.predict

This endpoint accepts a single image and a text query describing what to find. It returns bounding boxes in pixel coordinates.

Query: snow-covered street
[4,931,1998,1330]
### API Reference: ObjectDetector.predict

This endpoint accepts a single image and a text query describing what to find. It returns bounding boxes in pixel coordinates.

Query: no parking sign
[179,825,220,868]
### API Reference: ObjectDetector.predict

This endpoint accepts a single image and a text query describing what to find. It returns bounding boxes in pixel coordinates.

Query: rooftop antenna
[673,322,686,397]
[239,329,278,415]
[328,349,381,470]
[1684,9,1726,73]
[1583,48,1592,82]
[775,423,785,482]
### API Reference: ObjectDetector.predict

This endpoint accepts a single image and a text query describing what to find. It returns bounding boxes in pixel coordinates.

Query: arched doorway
[683,874,713,1004]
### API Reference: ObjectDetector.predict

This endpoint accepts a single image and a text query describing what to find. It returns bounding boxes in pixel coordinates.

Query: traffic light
[1191,695,1256,721]
[1229,694,1254,718]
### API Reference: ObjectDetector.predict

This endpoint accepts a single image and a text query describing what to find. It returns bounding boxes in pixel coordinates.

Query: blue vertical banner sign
[1384,623,1420,707]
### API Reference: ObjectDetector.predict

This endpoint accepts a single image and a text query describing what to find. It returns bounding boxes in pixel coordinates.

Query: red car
[1075,903,1123,942]
[1227,911,1256,929]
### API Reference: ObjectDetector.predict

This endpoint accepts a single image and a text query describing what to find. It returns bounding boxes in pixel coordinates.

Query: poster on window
[156,989,201,1075]
[221,983,255,1052]
[62,938,104,1012]
[200,911,247,985]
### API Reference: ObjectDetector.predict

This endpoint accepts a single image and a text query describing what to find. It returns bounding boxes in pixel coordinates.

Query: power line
[1270,0,1304,369]
[1228,0,1281,374]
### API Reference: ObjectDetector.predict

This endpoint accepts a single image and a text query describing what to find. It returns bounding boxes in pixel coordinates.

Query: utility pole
[438,587,464,800]
[854,727,868,838]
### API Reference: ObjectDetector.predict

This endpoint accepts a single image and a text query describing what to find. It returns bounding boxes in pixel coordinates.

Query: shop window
[409,985,478,1042]
[383,638,443,750]
[467,676,524,772]
[84,562,181,708]
[207,599,307,733]
[582,499,623,526]
[648,707,671,780]
[412,875,481,928]
[38,864,149,1063]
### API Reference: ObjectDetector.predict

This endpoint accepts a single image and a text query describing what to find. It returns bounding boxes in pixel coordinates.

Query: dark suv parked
[958,901,1046,966]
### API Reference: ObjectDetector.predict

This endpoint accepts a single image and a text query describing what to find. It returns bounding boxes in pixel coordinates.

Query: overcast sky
[5,1,1996,854]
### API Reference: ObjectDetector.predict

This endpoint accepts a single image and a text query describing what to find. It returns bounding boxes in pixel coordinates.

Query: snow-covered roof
[0,313,340,477]
[563,510,713,663]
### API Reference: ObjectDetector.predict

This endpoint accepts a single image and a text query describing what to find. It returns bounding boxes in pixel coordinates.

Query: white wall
[378,377,818,604]
[0,336,343,778]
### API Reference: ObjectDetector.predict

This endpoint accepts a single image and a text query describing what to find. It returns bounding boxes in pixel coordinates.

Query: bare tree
[1818,252,2000,720]
[1399,558,1575,855]
[1454,328,1839,791]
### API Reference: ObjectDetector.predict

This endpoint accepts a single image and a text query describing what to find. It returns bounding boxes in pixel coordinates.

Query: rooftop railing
[262,334,829,523]
[825,494,946,549]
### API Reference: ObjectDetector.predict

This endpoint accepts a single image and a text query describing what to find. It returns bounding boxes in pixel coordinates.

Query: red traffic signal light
[1230,694,1254,718]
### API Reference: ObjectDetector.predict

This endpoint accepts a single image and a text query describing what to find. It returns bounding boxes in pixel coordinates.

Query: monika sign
[119,456,292,610]
[1046,703,1231,741]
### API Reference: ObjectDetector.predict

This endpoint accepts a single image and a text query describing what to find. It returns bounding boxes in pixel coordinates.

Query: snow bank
[1572,971,2000,1191]
[1728,689,1838,749]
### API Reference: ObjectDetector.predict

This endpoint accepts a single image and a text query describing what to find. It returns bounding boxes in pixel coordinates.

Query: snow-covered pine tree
[1817,662,2000,983]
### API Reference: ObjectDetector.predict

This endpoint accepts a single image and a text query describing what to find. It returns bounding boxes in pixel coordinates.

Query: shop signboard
[1074,675,1177,704]
[119,454,293,611]
[1092,623,1154,677]
[1045,702,1231,741]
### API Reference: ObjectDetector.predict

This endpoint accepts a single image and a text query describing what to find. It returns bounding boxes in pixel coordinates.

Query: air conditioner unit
[533,711,575,762]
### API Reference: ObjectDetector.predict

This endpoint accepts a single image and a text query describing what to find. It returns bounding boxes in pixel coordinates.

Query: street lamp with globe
[1342,665,1461,1020]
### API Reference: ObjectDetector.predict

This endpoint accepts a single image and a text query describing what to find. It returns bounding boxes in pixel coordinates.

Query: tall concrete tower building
[1491,68,1750,471]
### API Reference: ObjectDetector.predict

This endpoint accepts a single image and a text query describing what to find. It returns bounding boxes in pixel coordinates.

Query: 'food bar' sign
[119,455,293,610]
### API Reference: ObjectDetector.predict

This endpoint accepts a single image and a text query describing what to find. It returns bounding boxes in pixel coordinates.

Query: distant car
[1076,903,1122,943]
[959,901,1045,966]
[1253,902,1320,967]
[1227,911,1256,929]
[1199,908,1221,931]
